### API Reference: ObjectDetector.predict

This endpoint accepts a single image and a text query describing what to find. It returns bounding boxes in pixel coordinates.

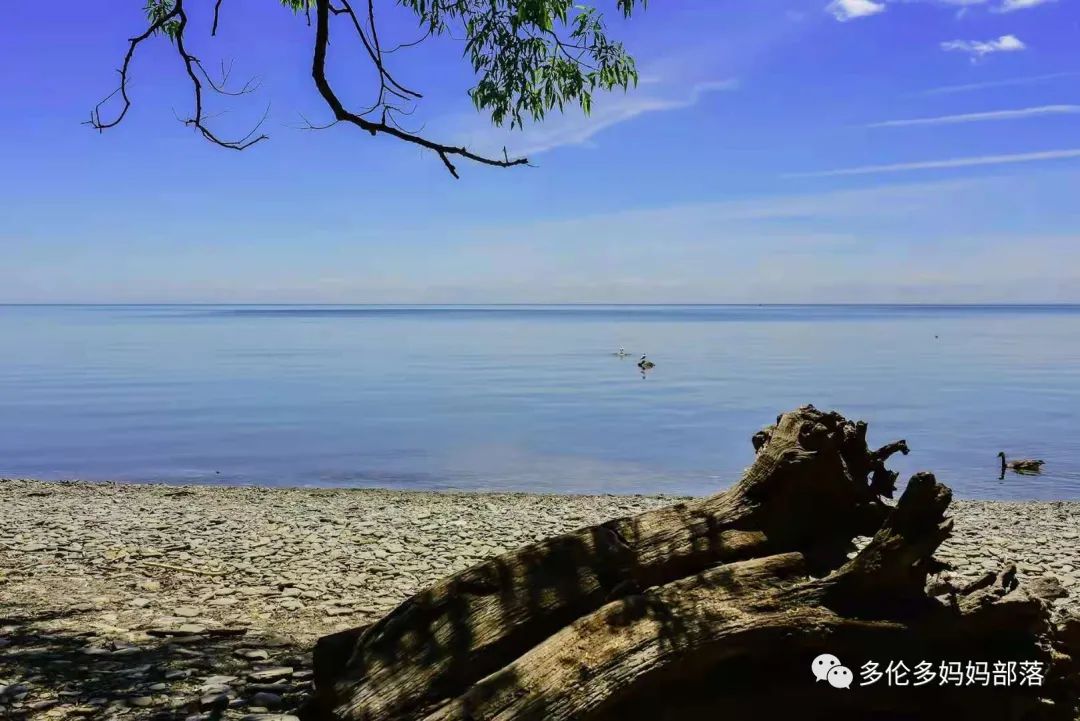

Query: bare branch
[294,112,340,131]
[87,0,267,150]
[337,0,422,101]
[173,0,268,150]
[311,0,528,178]
[365,0,382,56]
[85,4,181,132]
[384,29,432,54]
[193,58,261,97]
[211,0,224,36]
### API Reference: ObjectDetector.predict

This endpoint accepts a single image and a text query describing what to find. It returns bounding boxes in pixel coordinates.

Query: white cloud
[995,0,1057,11]
[787,149,1080,177]
[867,105,1080,128]
[454,79,738,157]
[826,0,887,21]
[941,34,1026,58]
[893,0,1056,12]
[834,0,1057,18]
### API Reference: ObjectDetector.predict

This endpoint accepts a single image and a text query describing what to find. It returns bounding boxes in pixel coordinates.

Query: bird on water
[998,452,1044,477]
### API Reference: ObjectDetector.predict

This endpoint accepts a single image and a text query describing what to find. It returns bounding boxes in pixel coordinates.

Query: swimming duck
[998,452,1044,474]
[614,346,628,358]
[637,354,655,370]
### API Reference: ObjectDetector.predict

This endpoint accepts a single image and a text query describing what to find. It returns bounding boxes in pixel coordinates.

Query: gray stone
[147,623,206,637]
[324,607,354,617]
[236,648,271,661]
[68,706,100,716]
[250,692,283,708]
[1029,575,1069,600]
[247,667,293,682]
[200,693,231,710]
[81,646,112,656]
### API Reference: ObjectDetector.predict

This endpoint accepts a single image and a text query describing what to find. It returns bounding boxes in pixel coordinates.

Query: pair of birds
[617,349,1044,474]
[615,347,655,369]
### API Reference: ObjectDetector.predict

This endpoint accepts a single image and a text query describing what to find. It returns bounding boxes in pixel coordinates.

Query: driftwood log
[307,406,1080,721]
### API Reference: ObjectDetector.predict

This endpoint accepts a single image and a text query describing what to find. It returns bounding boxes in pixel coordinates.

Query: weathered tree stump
[308,406,1079,721]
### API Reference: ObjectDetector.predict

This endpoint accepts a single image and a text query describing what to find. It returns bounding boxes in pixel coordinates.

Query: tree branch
[384,28,432,54]
[335,0,422,104]
[85,4,182,132]
[211,0,224,36]
[90,0,536,176]
[173,0,268,150]
[193,58,261,97]
[312,0,528,178]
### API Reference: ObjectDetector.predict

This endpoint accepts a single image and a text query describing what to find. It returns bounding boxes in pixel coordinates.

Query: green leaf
[398,0,645,128]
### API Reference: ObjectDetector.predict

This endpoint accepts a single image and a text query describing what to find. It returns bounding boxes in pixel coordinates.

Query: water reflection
[1,304,1078,499]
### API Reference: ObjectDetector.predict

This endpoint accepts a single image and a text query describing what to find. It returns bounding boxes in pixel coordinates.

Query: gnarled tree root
[308,406,1079,721]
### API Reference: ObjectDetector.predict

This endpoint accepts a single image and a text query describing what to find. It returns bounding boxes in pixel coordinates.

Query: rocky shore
[2,478,1078,720]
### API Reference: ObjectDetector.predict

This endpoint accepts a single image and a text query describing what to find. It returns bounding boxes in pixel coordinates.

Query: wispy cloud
[867,105,1080,128]
[995,0,1057,11]
[829,0,1055,21]
[826,0,887,20]
[454,79,738,157]
[786,149,1080,178]
[941,34,1026,59]
[919,72,1080,96]
[374,176,1080,304]
[16,173,1080,303]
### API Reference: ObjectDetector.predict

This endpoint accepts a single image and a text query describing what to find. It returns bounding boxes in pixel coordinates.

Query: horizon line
[4,302,1080,308]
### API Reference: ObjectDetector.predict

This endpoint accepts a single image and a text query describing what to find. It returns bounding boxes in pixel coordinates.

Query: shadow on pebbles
[1,608,311,720]
[2,479,1078,719]
[0,479,675,719]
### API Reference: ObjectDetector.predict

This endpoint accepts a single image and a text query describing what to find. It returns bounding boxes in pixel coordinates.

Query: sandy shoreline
[2,478,1079,719]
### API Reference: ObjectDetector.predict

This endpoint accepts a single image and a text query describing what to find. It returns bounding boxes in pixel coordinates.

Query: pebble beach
[2,478,1078,720]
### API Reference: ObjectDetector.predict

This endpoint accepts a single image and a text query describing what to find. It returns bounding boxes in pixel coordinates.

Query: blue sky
[2,0,1079,302]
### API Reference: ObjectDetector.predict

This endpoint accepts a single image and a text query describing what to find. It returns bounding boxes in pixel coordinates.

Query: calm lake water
[2,304,1079,500]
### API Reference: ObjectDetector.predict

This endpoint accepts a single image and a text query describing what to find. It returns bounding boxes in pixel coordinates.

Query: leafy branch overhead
[89,0,645,177]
